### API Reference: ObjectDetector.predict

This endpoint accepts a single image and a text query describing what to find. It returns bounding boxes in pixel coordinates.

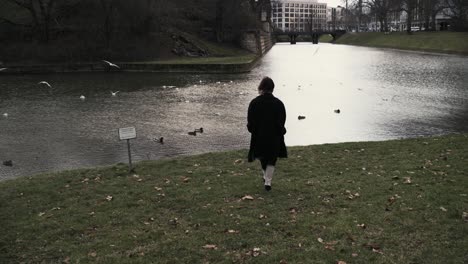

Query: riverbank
[0,54,259,74]
[334,31,468,55]
[1,134,467,263]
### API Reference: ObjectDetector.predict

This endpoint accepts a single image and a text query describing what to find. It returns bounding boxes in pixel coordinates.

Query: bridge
[273,30,347,44]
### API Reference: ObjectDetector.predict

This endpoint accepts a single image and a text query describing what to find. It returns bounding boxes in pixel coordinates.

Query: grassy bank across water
[0,32,258,74]
[1,134,467,263]
[334,31,468,55]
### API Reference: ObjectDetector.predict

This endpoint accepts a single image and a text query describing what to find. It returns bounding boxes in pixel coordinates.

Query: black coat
[247,93,287,162]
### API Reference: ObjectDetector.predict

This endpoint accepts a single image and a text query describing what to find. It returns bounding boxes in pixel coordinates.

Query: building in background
[326,5,346,30]
[272,0,328,32]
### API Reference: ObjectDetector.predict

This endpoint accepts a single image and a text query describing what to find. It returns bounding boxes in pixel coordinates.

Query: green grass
[1,134,467,263]
[134,54,257,65]
[335,31,468,54]
[319,34,334,43]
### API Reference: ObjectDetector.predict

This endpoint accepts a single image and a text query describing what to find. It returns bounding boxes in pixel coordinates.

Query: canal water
[1,43,467,179]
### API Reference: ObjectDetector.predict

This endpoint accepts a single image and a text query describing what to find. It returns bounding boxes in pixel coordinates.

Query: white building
[272,0,328,32]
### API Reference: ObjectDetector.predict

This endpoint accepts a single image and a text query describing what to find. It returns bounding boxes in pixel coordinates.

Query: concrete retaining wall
[240,31,274,55]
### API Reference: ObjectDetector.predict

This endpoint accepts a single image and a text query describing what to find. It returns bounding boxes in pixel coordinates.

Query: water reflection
[1,43,467,179]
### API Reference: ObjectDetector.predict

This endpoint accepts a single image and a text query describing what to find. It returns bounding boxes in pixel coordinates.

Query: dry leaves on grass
[363,243,383,254]
[462,212,468,222]
[225,229,240,234]
[241,195,254,201]
[439,206,448,212]
[246,247,264,257]
[357,223,366,229]
[403,177,412,184]
[106,195,113,201]
[345,190,360,200]
[202,244,218,250]
[181,177,190,183]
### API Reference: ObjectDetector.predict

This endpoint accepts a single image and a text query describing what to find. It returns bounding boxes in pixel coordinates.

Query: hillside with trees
[0,0,272,63]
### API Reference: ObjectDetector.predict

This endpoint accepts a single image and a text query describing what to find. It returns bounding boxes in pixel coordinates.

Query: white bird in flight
[102,60,120,69]
[111,91,119,96]
[80,95,86,100]
[38,81,51,88]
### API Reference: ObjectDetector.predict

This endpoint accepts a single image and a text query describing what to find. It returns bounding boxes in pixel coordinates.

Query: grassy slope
[1,134,467,263]
[335,31,468,54]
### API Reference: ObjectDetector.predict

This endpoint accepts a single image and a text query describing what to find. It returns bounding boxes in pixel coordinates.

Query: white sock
[264,165,275,186]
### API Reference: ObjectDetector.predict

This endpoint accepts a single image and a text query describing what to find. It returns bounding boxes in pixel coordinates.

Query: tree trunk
[406,8,412,34]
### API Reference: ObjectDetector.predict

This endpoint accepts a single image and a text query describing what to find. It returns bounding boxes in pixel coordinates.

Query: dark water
[1,43,467,179]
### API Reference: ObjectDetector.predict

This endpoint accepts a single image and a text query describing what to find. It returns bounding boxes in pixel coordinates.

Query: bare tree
[443,0,468,30]
[1,0,57,41]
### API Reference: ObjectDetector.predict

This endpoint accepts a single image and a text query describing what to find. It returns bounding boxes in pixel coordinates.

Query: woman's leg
[264,158,277,191]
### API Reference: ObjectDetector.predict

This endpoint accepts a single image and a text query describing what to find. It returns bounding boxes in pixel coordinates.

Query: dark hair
[258,77,275,92]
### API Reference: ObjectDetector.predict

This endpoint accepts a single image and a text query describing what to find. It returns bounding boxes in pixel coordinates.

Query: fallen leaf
[439,206,448,212]
[106,195,113,201]
[357,223,366,229]
[351,253,358,257]
[317,238,324,243]
[88,251,97,257]
[251,247,261,257]
[38,212,45,217]
[234,159,243,164]
[259,214,267,219]
[226,229,239,234]
[372,248,383,254]
[463,212,468,222]
[403,177,412,184]
[154,186,163,191]
[325,244,335,251]
[242,195,254,201]
[202,244,217,250]
[182,177,190,183]
[337,261,347,264]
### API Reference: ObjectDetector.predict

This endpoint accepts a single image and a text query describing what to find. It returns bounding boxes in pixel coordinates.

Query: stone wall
[240,31,274,55]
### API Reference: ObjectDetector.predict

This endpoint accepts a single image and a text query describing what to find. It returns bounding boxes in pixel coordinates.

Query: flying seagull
[102,60,120,69]
[111,91,119,96]
[38,81,51,88]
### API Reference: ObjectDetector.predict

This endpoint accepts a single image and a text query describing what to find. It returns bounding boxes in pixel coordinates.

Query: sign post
[119,127,137,172]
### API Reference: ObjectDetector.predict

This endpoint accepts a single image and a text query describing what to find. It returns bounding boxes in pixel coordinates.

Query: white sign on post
[119,127,137,140]
[118,127,136,172]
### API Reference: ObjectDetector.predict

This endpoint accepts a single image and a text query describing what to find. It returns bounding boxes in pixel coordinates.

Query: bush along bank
[334,31,468,55]
[0,134,467,263]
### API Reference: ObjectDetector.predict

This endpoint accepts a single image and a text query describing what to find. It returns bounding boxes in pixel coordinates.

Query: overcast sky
[322,0,347,8]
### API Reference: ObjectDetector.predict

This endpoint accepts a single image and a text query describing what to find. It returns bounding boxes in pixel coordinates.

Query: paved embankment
[0,56,260,74]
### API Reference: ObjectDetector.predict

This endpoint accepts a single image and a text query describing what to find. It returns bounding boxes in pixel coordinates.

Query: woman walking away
[247,77,287,191]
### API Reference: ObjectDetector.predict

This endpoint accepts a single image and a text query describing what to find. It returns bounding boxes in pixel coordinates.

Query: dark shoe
[265,185,271,191]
